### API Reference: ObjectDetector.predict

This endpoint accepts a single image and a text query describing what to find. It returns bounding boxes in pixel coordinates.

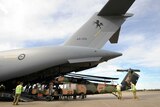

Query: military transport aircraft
[0,0,136,91]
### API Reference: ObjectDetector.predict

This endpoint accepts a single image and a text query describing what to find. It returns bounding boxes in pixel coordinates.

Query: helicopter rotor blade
[65,76,111,83]
[67,73,119,80]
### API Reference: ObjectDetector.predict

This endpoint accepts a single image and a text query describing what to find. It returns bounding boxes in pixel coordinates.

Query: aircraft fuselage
[0,46,122,82]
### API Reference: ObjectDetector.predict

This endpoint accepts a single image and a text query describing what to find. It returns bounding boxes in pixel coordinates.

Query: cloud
[79,61,123,77]
[0,2,8,15]
[129,0,160,17]
[0,0,63,39]
[137,75,160,89]
[0,42,22,52]
[119,33,160,68]
[0,0,106,51]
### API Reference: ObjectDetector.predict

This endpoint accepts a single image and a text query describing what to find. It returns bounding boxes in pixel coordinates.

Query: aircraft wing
[98,0,135,16]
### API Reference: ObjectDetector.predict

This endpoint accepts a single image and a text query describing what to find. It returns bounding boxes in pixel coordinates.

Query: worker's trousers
[13,94,21,105]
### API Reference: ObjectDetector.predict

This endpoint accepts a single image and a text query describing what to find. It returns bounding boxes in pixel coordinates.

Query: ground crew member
[130,82,138,99]
[13,82,23,105]
[116,84,122,99]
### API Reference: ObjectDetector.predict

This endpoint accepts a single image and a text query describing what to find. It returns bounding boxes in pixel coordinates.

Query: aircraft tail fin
[119,70,140,91]
[64,0,135,49]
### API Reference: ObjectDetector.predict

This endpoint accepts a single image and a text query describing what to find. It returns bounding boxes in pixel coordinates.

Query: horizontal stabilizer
[109,27,121,43]
[98,0,135,16]
[68,57,102,63]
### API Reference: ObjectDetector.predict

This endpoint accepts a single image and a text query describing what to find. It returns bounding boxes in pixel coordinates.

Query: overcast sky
[0,0,159,89]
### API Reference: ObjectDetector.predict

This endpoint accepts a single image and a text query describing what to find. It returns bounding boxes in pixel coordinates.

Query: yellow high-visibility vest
[16,85,23,94]
[116,85,121,91]
[131,84,136,91]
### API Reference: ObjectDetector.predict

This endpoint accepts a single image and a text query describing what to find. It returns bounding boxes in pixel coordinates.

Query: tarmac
[0,91,160,107]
